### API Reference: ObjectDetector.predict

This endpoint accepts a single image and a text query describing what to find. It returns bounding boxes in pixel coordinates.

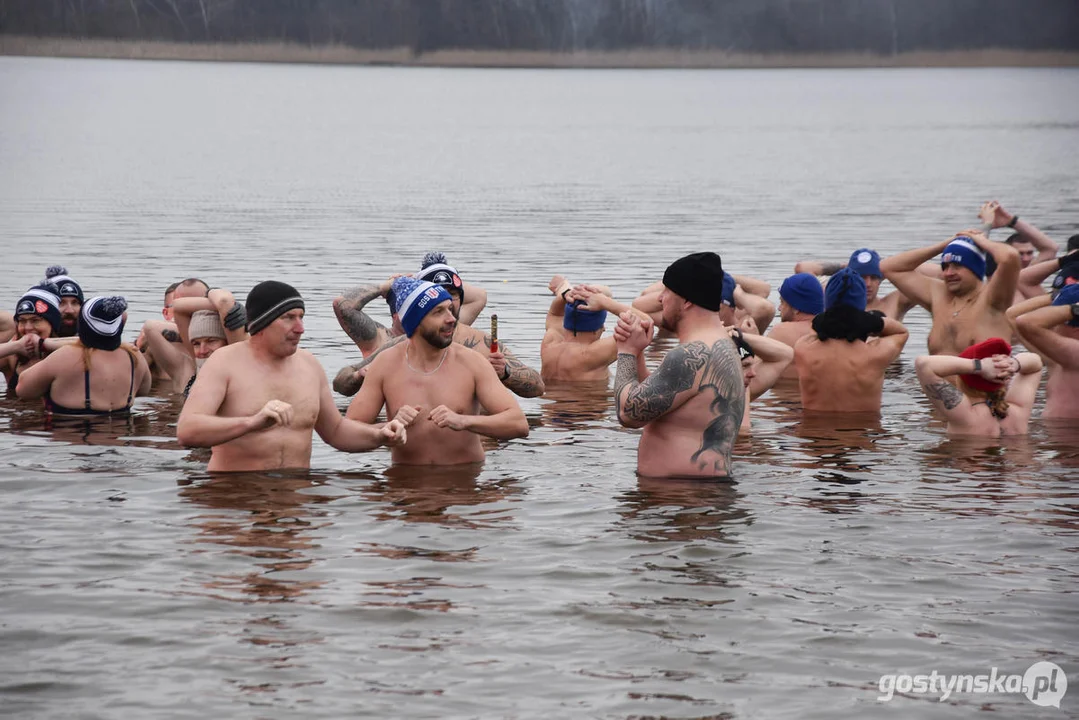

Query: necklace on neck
[951,289,981,318]
[406,344,449,376]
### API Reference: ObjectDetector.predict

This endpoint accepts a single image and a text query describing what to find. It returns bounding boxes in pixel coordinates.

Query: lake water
[1,57,1078,718]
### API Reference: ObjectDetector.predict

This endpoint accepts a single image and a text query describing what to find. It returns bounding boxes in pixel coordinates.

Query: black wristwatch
[1070,303,1079,322]
[500,366,510,381]
[1007,215,1019,228]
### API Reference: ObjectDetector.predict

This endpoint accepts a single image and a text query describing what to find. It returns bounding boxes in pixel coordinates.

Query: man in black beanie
[613,252,746,479]
[178,280,408,471]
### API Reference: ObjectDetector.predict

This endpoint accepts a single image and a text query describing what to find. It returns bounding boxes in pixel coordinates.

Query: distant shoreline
[2,36,1079,69]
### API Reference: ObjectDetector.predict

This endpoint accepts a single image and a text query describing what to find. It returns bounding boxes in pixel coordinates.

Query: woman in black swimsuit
[16,296,151,416]
[1,284,64,393]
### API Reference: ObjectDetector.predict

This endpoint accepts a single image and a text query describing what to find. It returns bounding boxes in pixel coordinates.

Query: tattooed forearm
[161,329,181,343]
[614,353,639,402]
[618,342,707,426]
[332,335,405,396]
[336,285,387,344]
[923,381,964,410]
[502,352,545,398]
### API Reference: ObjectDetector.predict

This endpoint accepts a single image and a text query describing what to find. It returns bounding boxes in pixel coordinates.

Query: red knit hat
[958,338,1012,392]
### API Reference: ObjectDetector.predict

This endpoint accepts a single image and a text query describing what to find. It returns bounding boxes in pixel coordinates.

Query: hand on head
[548,275,569,296]
[977,354,1017,382]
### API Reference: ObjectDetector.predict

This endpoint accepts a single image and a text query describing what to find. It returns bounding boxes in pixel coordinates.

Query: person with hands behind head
[345,276,528,467]
[979,200,1059,271]
[172,287,249,397]
[1015,284,1079,419]
[730,318,794,434]
[177,281,406,472]
[615,252,745,480]
[915,338,1042,437]
[540,274,652,383]
[794,269,909,414]
[881,228,1019,355]
[333,273,406,358]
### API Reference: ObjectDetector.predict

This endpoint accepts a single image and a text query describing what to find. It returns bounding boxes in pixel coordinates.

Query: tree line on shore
[1,0,1076,55]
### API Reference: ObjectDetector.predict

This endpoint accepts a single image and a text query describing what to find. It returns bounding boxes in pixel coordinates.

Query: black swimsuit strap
[84,365,92,410]
[126,351,136,408]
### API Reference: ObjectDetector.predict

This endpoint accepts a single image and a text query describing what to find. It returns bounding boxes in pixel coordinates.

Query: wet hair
[958,377,1010,419]
[1004,234,1032,246]
[179,278,210,296]
[1068,234,1079,253]
[164,282,180,304]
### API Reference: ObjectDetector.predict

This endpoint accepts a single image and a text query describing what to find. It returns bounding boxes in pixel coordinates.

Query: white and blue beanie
[941,236,986,280]
[392,276,453,337]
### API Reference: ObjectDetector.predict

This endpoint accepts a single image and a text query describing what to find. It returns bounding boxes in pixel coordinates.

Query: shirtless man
[345,277,528,466]
[172,288,248,397]
[730,321,794,433]
[634,272,775,333]
[795,248,921,321]
[881,229,1019,355]
[614,252,745,479]
[767,273,823,378]
[1017,242,1079,300]
[540,275,650,383]
[1015,284,1079,419]
[177,281,406,472]
[795,268,909,413]
[43,265,84,337]
[138,278,211,388]
[333,277,544,399]
[333,253,487,358]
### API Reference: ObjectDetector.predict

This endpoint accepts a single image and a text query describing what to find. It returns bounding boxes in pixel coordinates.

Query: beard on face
[419,324,454,349]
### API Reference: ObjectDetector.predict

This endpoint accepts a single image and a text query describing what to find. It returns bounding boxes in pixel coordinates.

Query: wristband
[38,337,47,356]
[500,365,510,381]
[1071,303,1079,322]
[972,358,982,373]
[1010,356,1021,373]
[1007,215,1019,228]
[223,301,247,331]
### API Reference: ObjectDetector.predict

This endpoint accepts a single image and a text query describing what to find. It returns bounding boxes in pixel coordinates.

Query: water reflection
[357,463,521,531]
[178,471,334,603]
[616,477,750,545]
[539,380,612,432]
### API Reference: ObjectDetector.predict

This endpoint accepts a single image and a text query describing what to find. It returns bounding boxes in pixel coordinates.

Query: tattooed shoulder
[923,381,964,410]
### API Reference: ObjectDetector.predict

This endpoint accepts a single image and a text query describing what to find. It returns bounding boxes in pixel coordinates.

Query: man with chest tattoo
[881,229,1019,355]
[614,252,745,480]
[346,277,528,466]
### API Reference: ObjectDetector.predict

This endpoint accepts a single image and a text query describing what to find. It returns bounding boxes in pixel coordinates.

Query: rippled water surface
[1,58,1078,718]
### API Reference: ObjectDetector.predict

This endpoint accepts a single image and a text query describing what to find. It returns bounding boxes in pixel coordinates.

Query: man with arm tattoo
[795,248,923,321]
[332,276,544,399]
[333,275,402,358]
[615,252,745,480]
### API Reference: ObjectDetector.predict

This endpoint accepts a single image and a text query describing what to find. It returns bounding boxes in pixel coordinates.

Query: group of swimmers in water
[2,200,1077,479]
